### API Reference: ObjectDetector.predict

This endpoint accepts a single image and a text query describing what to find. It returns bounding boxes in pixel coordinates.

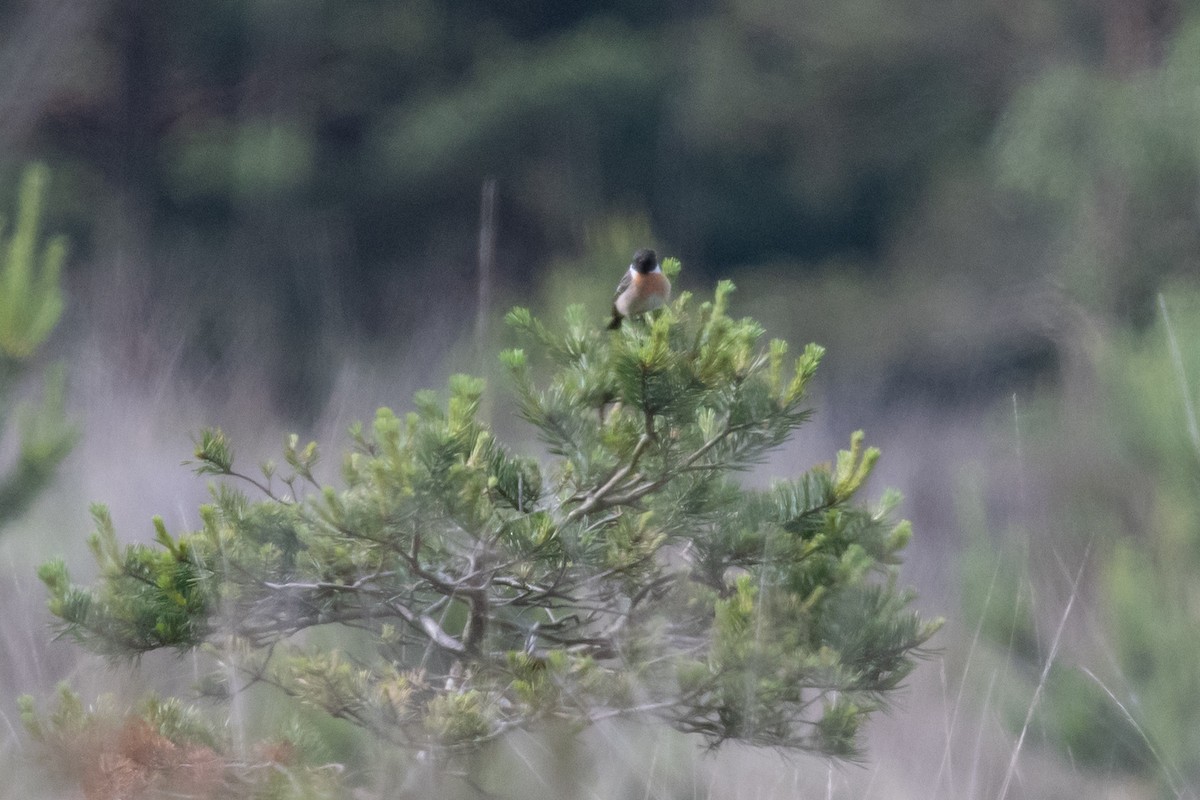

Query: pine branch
[35,269,939,772]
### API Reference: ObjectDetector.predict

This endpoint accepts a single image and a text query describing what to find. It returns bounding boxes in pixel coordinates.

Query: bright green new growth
[38,270,939,767]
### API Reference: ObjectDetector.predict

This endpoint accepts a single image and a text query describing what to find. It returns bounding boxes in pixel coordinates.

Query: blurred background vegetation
[4,0,1200,797]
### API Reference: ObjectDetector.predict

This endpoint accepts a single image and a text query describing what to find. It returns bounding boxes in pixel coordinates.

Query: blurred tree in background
[7,0,1172,418]
[967,10,1200,790]
[1032,287,1200,796]
[994,7,1200,328]
[959,286,1200,795]
[30,276,939,796]
[0,164,75,528]
[1094,289,1200,791]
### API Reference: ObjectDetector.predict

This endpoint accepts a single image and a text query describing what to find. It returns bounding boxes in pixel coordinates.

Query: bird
[607,248,671,330]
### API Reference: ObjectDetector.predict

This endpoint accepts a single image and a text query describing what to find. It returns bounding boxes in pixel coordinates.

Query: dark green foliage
[38,269,939,768]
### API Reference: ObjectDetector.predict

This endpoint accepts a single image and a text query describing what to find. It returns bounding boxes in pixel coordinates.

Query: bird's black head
[631,248,658,273]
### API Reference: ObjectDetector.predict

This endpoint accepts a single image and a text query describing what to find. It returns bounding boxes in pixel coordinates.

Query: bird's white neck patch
[630,264,661,274]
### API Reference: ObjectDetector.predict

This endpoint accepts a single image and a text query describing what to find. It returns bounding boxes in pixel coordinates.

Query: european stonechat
[607,248,671,330]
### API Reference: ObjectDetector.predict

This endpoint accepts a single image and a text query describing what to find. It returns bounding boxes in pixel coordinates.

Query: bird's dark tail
[607,308,623,330]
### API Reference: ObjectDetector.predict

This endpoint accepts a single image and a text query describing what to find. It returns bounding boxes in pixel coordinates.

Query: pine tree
[32,262,940,794]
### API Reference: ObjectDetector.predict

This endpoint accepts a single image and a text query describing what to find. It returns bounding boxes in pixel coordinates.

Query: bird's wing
[612,269,633,301]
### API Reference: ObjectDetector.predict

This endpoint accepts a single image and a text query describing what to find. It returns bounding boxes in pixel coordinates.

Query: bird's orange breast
[617,271,671,317]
